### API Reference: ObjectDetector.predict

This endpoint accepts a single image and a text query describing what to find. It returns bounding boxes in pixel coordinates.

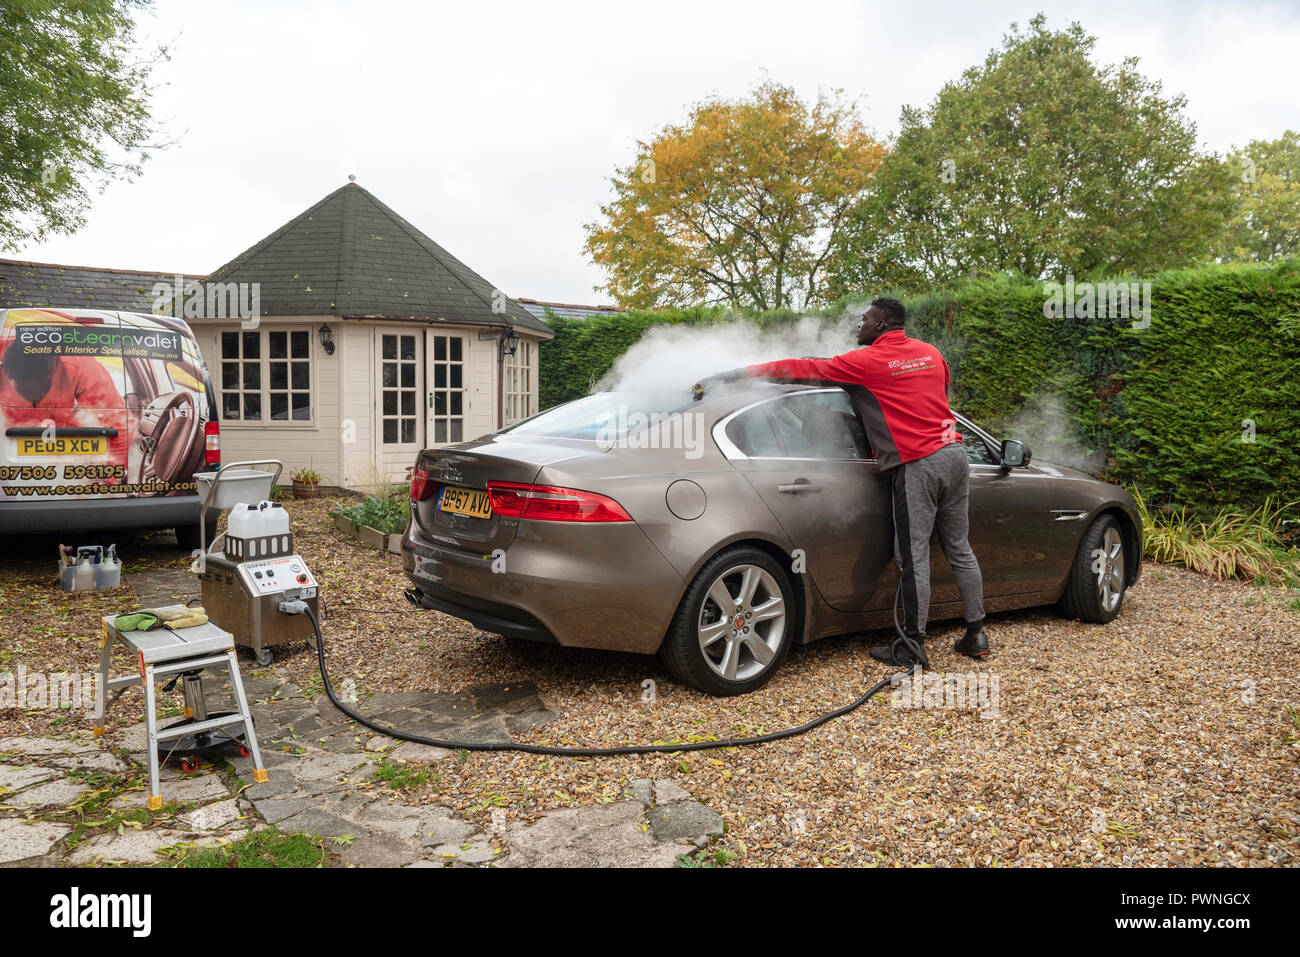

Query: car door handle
[777,480,822,493]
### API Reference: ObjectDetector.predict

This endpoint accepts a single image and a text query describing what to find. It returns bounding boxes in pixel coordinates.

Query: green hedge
[539,263,1300,515]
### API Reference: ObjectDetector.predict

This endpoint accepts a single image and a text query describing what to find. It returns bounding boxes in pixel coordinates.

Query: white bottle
[75,555,95,591]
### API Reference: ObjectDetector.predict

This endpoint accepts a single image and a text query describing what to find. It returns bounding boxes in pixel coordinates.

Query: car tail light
[487,481,632,523]
[204,421,220,465]
[410,467,434,501]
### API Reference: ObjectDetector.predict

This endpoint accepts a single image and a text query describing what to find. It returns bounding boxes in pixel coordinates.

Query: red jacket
[745,329,960,469]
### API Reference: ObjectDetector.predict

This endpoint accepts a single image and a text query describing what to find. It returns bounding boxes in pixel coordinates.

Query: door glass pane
[242,363,260,390]
[270,393,288,421]
[269,362,288,390]
[767,391,867,459]
[242,331,260,358]
[292,393,311,420]
[400,336,415,360]
[383,419,397,443]
[291,330,309,358]
[221,332,238,358]
[383,337,396,360]
[291,362,309,390]
[269,331,287,359]
[243,394,262,420]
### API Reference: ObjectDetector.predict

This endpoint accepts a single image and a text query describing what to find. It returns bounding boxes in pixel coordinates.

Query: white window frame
[218,326,315,428]
[504,337,536,425]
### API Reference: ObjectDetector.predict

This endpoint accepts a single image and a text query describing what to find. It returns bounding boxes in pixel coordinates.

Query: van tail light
[204,421,220,465]
[410,467,434,501]
[486,481,632,523]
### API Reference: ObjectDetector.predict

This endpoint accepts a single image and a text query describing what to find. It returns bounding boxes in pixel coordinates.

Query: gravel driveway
[2,495,1296,867]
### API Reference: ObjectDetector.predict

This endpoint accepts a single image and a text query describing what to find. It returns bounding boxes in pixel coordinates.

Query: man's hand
[690,368,748,400]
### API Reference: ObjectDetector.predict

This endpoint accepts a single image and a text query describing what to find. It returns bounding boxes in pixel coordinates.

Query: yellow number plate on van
[437,485,491,519]
[16,437,106,456]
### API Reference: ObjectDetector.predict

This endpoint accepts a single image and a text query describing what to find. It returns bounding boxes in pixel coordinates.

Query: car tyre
[660,546,796,696]
[1060,513,1128,623]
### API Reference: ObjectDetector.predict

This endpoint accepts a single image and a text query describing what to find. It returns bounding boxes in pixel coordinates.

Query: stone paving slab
[2,777,90,808]
[1,675,725,868]
[0,819,70,864]
[0,765,59,792]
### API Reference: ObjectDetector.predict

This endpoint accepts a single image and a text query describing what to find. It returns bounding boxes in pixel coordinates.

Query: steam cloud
[599,308,867,393]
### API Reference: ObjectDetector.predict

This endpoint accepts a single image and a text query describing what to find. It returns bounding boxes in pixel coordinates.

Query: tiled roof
[0,259,199,312]
[200,183,553,336]
[517,298,623,320]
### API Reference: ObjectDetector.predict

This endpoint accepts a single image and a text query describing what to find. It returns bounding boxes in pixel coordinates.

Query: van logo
[441,468,463,483]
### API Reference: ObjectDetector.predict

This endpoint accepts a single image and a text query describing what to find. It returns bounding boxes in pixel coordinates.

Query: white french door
[425,330,467,445]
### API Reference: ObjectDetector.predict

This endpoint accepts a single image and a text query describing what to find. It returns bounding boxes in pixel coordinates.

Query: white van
[0,308,220,548]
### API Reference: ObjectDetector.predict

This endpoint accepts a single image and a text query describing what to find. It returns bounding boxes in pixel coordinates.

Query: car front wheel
[1060,514,1128,623]
[660,546,795,696]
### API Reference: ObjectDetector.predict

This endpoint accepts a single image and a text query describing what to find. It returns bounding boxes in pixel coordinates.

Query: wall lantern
[318,323,335,356]
[502,328,520,358]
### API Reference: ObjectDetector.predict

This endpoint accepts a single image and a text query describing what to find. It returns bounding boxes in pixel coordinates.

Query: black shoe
[955,621,990,658]
[870,634,929,669]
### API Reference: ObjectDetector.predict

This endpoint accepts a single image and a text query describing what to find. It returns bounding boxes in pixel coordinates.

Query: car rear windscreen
[504,390,697,440]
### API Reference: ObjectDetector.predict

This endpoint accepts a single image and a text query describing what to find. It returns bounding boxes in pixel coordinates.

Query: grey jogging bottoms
[891,441,985,635]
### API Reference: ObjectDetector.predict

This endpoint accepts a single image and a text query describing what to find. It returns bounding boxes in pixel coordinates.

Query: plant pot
[292,480,319,500]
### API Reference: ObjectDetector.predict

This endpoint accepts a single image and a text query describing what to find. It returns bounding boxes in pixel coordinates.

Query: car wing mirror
[999,439,1031,468]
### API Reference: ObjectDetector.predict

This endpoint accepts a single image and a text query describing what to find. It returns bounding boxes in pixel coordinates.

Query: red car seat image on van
[0,340,130,476]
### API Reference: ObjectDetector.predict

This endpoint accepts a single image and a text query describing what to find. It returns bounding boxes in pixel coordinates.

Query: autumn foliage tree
[584,82,886,311]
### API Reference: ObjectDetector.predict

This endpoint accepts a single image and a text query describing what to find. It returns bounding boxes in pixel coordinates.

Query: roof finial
[347,173,356,183]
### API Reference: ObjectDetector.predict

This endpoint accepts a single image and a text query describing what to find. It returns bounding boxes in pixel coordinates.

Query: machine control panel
[237,555,317,597]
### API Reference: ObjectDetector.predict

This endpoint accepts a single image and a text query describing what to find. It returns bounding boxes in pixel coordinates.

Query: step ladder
[94,606,267,810]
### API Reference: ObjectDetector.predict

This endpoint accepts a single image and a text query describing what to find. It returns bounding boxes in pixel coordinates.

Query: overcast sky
[17,0,1300,303]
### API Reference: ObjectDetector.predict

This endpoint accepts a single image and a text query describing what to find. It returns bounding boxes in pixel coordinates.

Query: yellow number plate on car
[437,485,491,519]
[16,437,106,456]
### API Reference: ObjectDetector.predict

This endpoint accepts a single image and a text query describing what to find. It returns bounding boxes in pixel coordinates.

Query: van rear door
[0,309,129,502]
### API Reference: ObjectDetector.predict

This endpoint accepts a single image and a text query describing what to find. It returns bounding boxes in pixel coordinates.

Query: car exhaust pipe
[404,587,427,608]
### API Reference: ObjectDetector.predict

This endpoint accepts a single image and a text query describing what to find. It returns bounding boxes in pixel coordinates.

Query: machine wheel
[660,546,795,696]
[180,757,198,773]
[238,745,251,757]
[255,648,273,667]
[1060,514,1128,624]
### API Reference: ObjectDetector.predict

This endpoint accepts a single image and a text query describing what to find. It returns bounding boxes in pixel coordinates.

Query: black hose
[304,605,900,757]
[889,576,929,670]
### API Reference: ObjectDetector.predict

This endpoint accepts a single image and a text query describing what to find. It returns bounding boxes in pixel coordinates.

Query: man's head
[0,344,56,403]
[857,296,906,346]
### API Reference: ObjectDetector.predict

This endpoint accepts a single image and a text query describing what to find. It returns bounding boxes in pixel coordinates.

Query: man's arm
[744,352,868,388]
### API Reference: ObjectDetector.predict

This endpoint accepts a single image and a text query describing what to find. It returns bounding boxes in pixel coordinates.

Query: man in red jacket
[697,297,989,668]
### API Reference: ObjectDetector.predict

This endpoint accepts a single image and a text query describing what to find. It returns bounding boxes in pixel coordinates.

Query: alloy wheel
[696,563,787,681]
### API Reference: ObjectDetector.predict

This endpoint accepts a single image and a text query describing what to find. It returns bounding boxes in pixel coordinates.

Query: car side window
[724,405,785,457]
[962,426,996,465]
[767,391,870,460]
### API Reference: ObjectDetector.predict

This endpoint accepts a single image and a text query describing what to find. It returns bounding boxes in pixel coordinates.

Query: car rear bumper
[0,494,205,535]
[401,520,685,655]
